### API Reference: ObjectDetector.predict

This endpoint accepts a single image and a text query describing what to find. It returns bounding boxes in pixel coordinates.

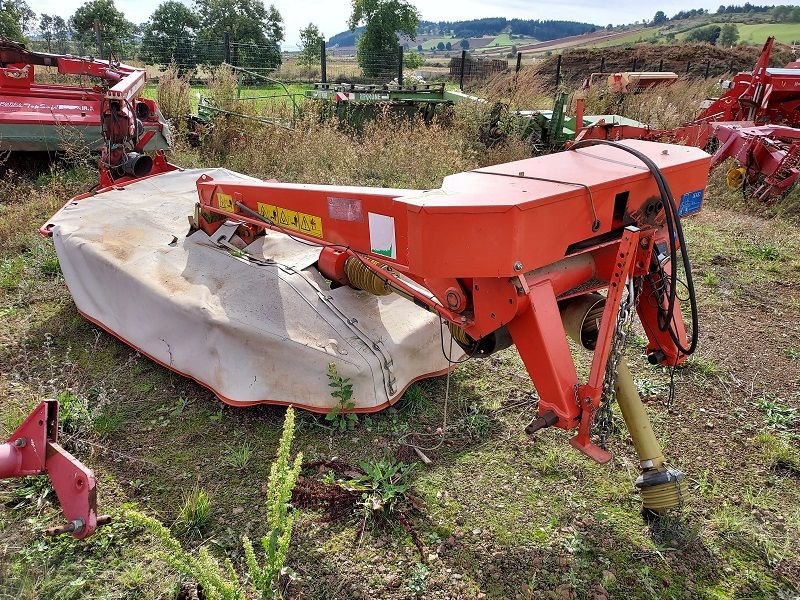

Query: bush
[403,50,425,70]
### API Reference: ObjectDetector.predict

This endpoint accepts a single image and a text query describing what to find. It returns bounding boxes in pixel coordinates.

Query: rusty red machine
[575,37,800,202]
[32,137,711,526]
[0,38,170,184]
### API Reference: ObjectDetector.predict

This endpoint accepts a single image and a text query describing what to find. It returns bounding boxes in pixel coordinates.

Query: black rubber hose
[569,139,699,356]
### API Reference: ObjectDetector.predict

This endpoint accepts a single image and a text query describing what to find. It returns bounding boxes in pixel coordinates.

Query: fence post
[320,40,327,83]
[659,58,663,72]
[600,56,605,73]
[515,51,522,73]
[459,49,466,91]
[632,58,637,71]
[398,45,404,87]
[223,31,231,64]
[555,54,562,89]
[705,59,710,78]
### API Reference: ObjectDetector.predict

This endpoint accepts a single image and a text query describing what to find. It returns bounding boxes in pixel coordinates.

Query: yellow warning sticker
[257,202,324,238]
[217,192,234,212]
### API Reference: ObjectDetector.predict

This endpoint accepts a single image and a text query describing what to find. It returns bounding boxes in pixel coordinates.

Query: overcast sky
[31,0,787,48]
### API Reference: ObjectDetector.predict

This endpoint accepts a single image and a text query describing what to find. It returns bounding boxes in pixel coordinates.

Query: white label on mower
[368,213,396,259]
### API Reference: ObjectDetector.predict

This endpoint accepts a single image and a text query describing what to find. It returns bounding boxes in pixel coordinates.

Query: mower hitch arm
[0,400,109,539]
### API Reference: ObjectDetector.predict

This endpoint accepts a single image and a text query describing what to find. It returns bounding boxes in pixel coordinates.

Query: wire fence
[25,34,759,92]
[27,36,407,86]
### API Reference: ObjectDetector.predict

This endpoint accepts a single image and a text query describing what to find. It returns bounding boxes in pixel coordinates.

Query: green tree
[436,41,444,50]
[348,0,419,77]
[5,0,34,35]
[140,1,200,70]
[39,13,54,50]
[196,0,283,68]
[719,23,739,47]
[298,22,323,66]
[652,10,667,25]
[459,38,469,49]
[70,0,135,54]
[416,43,422,52]
[0,1,24,41]
[445,41,451,50]
[53,15,70,53]
[403,49,423,69]
[686,24,722,45]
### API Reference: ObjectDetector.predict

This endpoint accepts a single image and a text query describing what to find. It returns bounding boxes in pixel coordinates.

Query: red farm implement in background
[0,38,172,185]
[575,37,800,202]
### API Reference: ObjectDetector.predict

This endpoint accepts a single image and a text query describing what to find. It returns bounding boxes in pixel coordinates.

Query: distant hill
[327,18,598,48]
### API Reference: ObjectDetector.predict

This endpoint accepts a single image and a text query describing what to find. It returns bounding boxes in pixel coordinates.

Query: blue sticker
[679,189,704,216]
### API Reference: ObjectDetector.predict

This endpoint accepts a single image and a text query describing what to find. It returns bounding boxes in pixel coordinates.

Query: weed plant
[128,407,302,599]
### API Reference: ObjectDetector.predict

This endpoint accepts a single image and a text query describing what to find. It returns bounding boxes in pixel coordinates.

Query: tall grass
[481,66,554,110]
[195,96,530,189]
[578,78,718,129]
[156,62,192,128]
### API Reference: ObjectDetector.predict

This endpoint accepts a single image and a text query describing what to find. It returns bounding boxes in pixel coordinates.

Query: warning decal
[256,202,324,238]
[217,192,234,212]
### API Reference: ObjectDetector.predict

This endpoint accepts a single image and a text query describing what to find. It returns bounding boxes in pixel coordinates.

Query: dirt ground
[1,143,799,600]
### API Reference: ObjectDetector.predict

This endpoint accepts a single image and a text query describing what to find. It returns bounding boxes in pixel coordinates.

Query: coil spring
[448,322,471,346]
[582,301,605,349]
[344,257,392,296]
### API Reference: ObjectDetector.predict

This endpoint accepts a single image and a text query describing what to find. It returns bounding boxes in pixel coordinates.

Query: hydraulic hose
[569,139,699,357]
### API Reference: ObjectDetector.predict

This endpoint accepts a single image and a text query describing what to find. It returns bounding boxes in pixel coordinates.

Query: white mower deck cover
[48,168,457,412]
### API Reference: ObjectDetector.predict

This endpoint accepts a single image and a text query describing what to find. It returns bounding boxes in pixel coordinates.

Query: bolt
[513,261,523,272]
[14,438,26,448]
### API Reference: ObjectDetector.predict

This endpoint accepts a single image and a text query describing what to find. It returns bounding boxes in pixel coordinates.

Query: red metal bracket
[0,401,105,539]
[570,227,640,462]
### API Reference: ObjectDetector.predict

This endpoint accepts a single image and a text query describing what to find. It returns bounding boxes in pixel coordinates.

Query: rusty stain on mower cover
[45,168,459,412]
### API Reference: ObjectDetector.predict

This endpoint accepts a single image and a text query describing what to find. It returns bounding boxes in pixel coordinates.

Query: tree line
[0,0,288,71]
[329,16,597,47]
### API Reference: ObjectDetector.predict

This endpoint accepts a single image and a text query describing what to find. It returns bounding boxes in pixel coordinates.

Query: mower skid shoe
[569,436,612,464]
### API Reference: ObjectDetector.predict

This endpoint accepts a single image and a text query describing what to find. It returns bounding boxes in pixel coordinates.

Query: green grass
[418,37,458,50]
[141,82,311,113]
[675,22,800,45]
[489,33,514,47]
[582,21,800,49]
[487,33,538,47]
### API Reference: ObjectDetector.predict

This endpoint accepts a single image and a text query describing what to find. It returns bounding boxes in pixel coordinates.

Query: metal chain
[593,277,640,450]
